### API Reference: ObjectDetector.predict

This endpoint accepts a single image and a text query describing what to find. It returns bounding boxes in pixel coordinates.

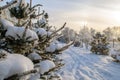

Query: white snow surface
[0,18,14,30]
[36,60,55,74]
[58,45,120,80]
[0,53,34,80]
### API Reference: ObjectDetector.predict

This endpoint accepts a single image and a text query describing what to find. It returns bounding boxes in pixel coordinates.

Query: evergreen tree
[90,32,109,55]
[0,0,74,80]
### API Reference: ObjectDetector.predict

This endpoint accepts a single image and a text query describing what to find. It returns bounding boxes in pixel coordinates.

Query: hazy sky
[30,0,120,31]
[1,0,120,31]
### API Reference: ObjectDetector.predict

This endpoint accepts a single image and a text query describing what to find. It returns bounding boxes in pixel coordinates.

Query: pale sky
[1,0,120,31]
[30,0,120,31]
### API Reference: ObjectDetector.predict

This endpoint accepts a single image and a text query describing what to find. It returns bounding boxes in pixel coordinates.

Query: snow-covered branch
[0,0,17,10]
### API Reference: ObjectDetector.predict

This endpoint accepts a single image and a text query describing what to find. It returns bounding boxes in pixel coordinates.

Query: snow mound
[46,41,62,52]
[0,18,38,42]
[34,28,47,37]
[0,18,14,30]
[110,49,120,61]
[37,60,55,74]
[29,73,40,80]
[5,26,38,41]
[0,53,34,80]
[47,31,52,36]
[46,43,57,52]
[0,49,9,55]
[28,52,42,61]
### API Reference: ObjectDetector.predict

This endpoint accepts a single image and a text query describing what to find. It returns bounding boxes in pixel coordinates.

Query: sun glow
[79,21,88,26]
[111,11,120,23]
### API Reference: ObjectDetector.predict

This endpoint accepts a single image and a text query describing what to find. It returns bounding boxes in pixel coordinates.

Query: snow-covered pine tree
[103,27,113,41]
[90,32,109,55]
[79,26,92,49]
[0,0,74,80]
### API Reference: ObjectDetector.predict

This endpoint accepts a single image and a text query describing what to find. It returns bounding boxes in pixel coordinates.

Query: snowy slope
[59,46,120,80]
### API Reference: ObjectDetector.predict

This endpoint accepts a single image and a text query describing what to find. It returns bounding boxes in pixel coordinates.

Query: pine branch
[43,63,64,75]
[46,26,52,31]
[33,10,45,18]
[22,26,29,39]
[46,41,74,54]
[0,0,17,10]
[47,34,77,54]
[55,41,74,52]
[50,22,66,37]
[5,69,37,80]
[21,20,30,26]
[27,9,37,17]
[31,4,43,10]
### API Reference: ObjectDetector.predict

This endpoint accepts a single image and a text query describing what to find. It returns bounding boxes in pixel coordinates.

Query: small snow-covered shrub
[0,51,34,80]
[110,49,120,62]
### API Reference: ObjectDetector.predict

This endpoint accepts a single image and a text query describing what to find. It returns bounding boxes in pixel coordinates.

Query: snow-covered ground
[59,46,120,80]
